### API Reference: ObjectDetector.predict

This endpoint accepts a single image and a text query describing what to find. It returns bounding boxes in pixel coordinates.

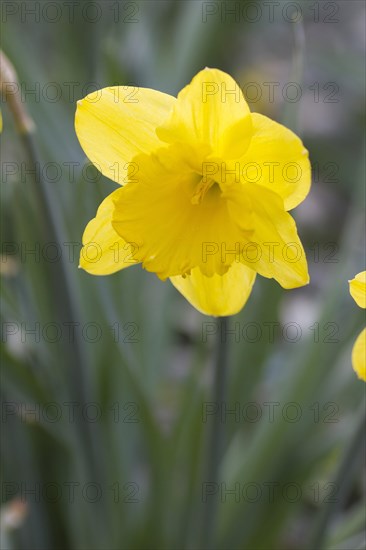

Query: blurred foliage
[1,1,365,549]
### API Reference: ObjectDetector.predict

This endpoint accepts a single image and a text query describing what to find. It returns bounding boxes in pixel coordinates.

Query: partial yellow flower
[75,68,311,316]
[349,271,366,309]
[349,271,366,381]
[352,328,366,381]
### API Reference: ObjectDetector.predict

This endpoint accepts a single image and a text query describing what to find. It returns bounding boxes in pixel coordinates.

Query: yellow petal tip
[352,328,366,382]
[349,271,366,308]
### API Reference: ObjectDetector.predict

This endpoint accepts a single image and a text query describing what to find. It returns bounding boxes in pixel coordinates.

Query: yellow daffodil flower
[349,271,366,381]
[75,68,311,316]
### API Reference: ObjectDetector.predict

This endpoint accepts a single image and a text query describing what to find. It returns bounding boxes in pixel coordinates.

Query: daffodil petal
[75,86,175,185]
[156,68,253,159]
[170,263,256,316]
[349,271,366,309]
[79,188,140,275]
[112,147,251,279]
[225,183,309,289]
[238,113,311,211]
[352,328,366,381]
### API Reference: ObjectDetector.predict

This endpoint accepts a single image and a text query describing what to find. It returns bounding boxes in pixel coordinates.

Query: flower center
[191,177,220,205]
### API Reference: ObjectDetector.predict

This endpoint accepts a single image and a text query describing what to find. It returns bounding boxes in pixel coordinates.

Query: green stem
[20,133,91,411]
[3,48,109,547]
[202,316,229,550]
[308,404,366,550]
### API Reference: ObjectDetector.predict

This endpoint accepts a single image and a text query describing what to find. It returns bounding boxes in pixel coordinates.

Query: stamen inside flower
[191,178,220,205]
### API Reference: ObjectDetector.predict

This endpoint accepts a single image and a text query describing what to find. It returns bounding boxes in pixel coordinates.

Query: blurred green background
[1,1,365,549]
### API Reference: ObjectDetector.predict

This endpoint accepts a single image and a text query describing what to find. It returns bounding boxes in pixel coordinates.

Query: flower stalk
[1,52,106,536]
[202,316,229,549]
[0,50,35,134]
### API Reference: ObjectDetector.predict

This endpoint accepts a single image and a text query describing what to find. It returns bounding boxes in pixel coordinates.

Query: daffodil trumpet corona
[75,68,311,316]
